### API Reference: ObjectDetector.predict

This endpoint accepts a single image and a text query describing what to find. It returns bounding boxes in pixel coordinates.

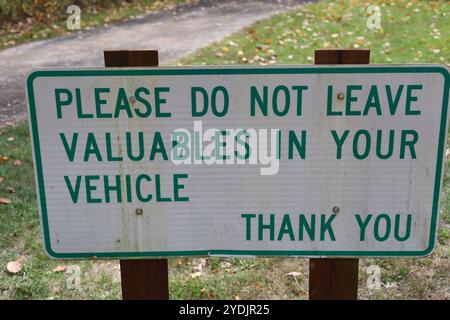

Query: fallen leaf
[0,177,4,184]
[355,36,365,45]
[6,136,14,142]
[0,197,12,205]
[53,265,68,272]
[6,187,15,193]
[287,271,302,277]
[13,160,22,167]
[227,268,237,274]
[0,156,8,163]
[189,271,202,279]
[247,28,256,36]
[6,259,22,274]
[176,258,185,267]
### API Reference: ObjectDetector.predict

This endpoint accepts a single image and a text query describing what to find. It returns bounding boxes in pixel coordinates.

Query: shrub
[0,0,125,25]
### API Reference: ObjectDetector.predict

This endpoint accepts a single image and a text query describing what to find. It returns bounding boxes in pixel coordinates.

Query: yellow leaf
[0,197,12,205]
[6,258,23,274]
[6,187,15,193]
[189,271,202,279]
[355,36,365,45]
[53,265,68,273]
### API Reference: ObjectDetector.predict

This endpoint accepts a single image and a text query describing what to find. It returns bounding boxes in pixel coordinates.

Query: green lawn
[0,0,449,300]
[178,0,448,66]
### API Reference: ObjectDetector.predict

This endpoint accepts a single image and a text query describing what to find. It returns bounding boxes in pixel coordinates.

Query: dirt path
[0,0,309,127]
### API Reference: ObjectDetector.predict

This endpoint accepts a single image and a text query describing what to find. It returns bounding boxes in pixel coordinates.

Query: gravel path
[0,0,310,126]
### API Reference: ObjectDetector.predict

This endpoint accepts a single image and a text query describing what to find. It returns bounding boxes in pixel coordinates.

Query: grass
[0,0,194,50]
[0,0,449,299]
[178,0,448,66]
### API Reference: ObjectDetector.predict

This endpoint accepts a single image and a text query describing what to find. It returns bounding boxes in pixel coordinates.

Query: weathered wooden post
[104,50,169,300]
[309,49,370,300]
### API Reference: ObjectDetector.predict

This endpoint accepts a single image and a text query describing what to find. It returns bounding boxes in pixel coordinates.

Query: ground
[0,0,449,300]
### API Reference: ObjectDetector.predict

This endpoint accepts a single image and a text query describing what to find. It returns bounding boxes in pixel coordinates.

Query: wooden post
[309,49,370,300]
[104,50,169,300]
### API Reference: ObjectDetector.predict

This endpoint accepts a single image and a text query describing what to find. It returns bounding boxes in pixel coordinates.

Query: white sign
[26,65,449,258]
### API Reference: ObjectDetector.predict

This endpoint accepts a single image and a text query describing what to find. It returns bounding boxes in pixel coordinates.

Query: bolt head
[337,92,345,100]
[135,207,143,215]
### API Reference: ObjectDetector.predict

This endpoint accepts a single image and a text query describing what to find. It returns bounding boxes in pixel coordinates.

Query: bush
[0,0,125,25]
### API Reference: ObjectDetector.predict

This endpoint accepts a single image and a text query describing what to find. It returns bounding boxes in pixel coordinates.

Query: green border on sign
[26,65,450,259]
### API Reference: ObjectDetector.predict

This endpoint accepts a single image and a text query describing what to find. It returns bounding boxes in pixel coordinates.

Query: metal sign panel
[26,65,449,258]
